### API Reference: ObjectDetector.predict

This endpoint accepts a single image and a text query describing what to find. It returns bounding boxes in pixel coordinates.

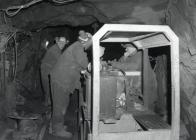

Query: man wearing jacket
[41,37,68,106]
[50,31,92,138]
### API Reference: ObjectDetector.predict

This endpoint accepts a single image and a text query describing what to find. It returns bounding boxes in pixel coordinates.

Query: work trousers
[41,64,52,105]
[50,80,70,127]
[41,76,50,104]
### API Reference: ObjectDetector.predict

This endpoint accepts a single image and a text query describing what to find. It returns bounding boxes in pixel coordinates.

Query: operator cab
[79,24,179,140]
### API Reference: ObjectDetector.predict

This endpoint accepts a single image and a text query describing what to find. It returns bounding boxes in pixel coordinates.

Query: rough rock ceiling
[0,0,168,30]
[3,0,196,139]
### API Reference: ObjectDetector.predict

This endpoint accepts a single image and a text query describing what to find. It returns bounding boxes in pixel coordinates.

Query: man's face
[57,37,68,50]
[79,30,88,41]
[78,31,92,50]
[57,41,66,50]
[123,44,137,57]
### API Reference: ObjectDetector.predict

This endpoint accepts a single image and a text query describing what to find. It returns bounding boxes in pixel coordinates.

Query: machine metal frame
[90,24,179,140]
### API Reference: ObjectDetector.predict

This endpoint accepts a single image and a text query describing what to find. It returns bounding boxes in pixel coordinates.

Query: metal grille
[134,114,170,130]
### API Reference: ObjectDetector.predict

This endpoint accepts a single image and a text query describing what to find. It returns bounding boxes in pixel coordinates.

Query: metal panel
[85,75,117,120]
[100,76,117,120]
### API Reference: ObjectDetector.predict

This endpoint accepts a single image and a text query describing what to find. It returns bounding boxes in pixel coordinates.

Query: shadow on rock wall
[166,0,196,140]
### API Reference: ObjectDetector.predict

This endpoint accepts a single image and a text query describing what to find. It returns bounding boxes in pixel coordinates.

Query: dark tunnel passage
[0,0,194,139]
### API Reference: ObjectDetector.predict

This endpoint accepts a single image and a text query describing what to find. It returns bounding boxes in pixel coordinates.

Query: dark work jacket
[50,41,88,92]
[41,44,61,78]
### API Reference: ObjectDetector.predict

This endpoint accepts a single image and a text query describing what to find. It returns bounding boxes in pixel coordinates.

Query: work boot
[52,123,72,138]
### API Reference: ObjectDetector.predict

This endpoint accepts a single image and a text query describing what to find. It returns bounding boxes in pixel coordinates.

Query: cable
[13,33,18,81]
[51,0,77,4]
[2,0,78,17]
[4,0,43,17]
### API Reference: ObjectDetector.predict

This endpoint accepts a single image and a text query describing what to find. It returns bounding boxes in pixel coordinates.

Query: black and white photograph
[0,0,193,140]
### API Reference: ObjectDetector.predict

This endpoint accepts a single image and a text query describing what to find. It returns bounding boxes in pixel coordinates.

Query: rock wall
[1,0,196,139]
[166,0,196,139]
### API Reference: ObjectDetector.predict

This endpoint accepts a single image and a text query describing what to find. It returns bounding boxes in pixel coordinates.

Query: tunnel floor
[0,92,79,140]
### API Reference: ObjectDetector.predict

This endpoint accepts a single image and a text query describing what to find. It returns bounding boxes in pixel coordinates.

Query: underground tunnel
[0,0,195,140]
